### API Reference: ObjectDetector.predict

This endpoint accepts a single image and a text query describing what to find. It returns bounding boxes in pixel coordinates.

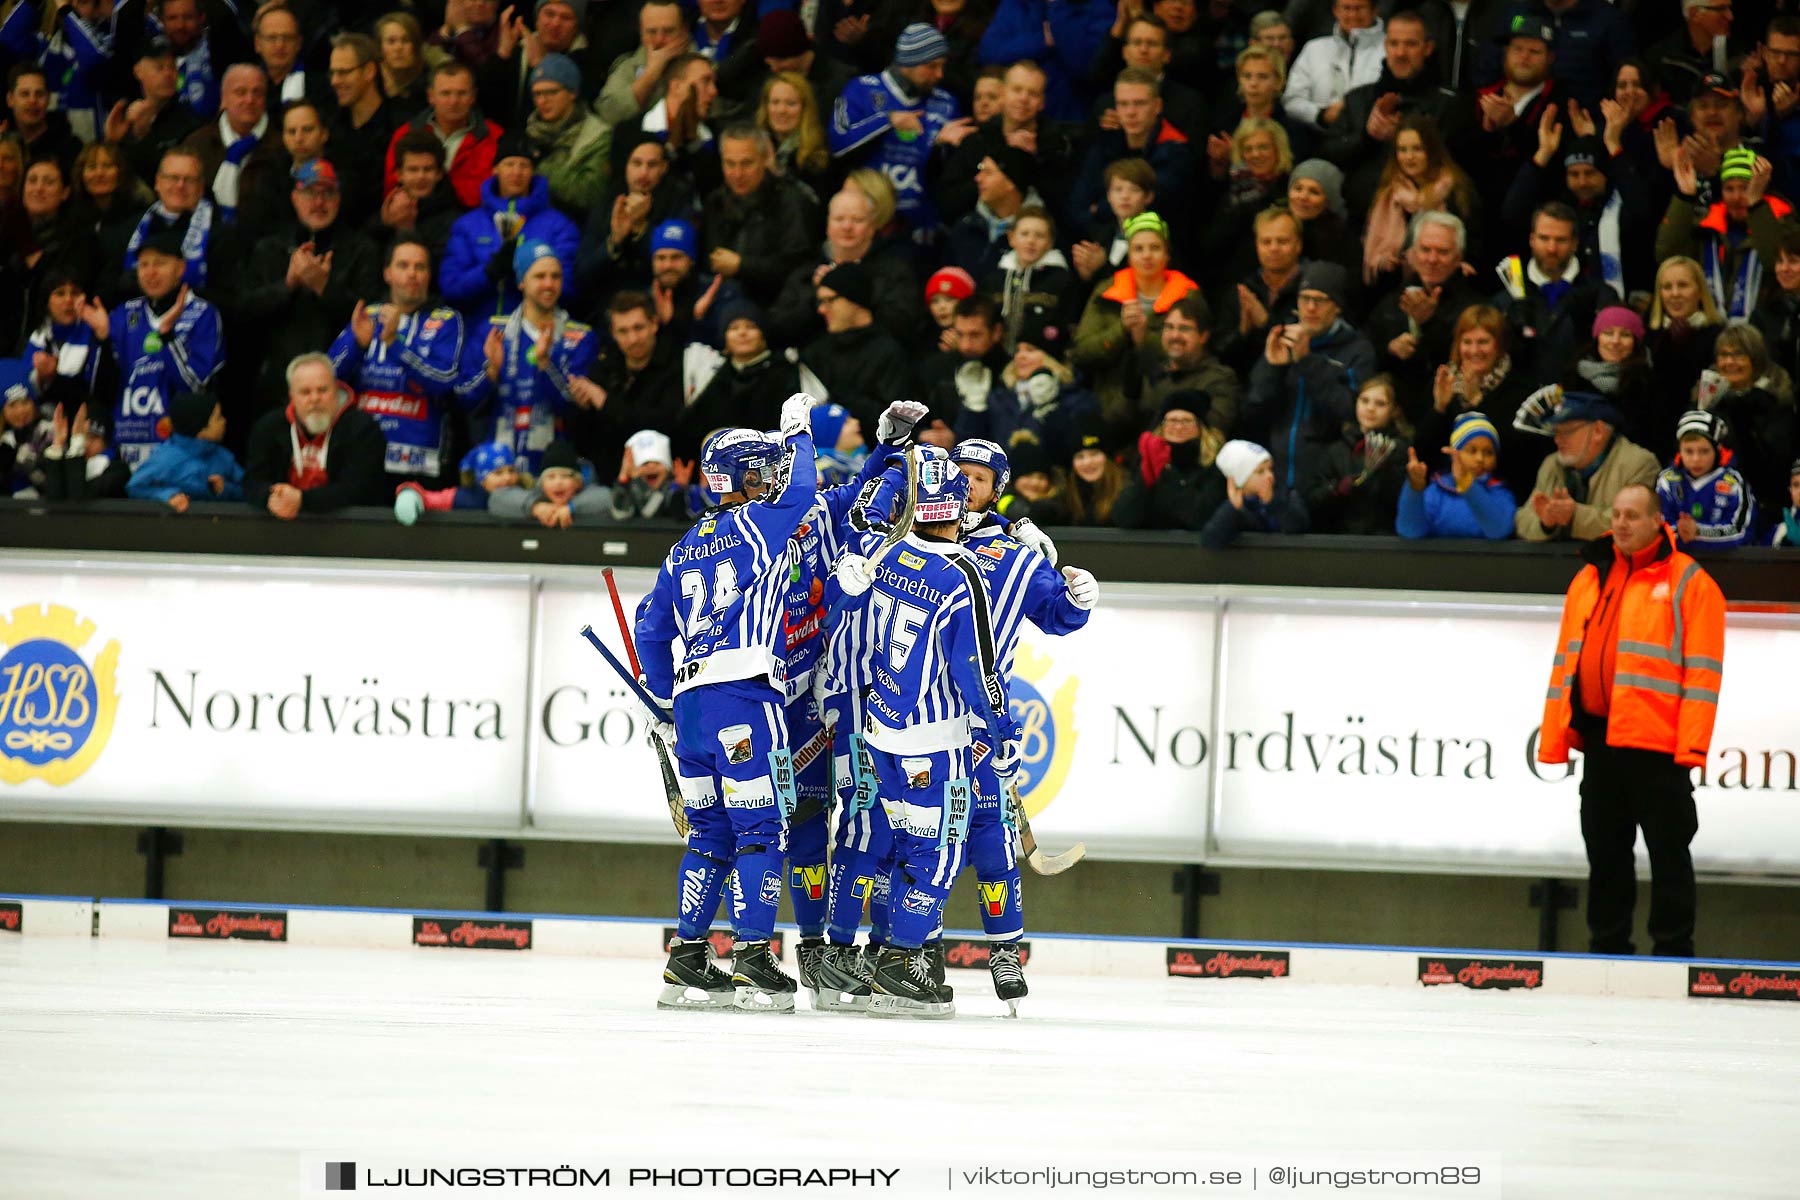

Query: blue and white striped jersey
[961,515,1090,676]
[778,445,900,702]
[854,532,1012,755]
[636,432,818,703]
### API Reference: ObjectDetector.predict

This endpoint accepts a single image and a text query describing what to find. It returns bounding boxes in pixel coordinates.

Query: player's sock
[728,848,783,942]
[825,847,882,945]
[673,851,729,941]
[976,865,1024,940]
[786,813,830,939]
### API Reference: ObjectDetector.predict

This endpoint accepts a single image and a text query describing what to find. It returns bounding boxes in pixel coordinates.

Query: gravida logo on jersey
[0,604,121,787]
[1007,642,1078,820]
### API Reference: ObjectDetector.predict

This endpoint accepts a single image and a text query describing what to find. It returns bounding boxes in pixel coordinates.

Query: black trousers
[1578,739,1699,957]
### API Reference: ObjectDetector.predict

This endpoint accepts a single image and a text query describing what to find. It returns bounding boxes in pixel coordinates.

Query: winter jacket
[1068,122,1196,235]
[125,433,246,503]
[569,333,680,477]
[1308,426,1411,535]
[981,248,1079,351]
[527,108,612,220]
[1200,488,1310,548]
[1282,21,1386,129]
[240,221,385,413]
[1123,347,1241,442]
[1319,67,1464,210]
[1514,431,1660,540]
[1396,470,1514,539]
[1211,266,1305,375]
[976,0,1114,123]
[375,178,465,269]
[945,194,1048,283]
[488,479,616,522]
[954,368,1100,465]
[1415,364,1543,504]
[1068,267,1202,445]
[1655,194,1792,323]
[1707,382,1798,514]
[700,174,820,307]
[1539,528,1724,768]
[1112,435,1224,530]
[766,243,923,349]
[1493,255,1619,387]
[798,324,917,435]
[244,402,390,512]
[180,114,288,223]
[1644,322,1720,447]
[1243,318,1377,494]
[384,111,506,210]
[440,175,582,323]
[673,351,799,460]
[1561,350,1659,450]
[1657,463,1758,548]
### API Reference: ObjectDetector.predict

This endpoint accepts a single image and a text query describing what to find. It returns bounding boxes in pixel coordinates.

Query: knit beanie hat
[1676,409,1727,447]
[894,22,949,67]
[540,440,582,476]
[820,260,873,310]
[1121,211,1170,242]
[926,266,976,302]
[1592,305,1644,339]
[529,52,582,96]
[1450,411,1499,451]
[1016,300,1065,354]
[1215,439,1271,487]
[650,218,698,258]
[1289,158,1346,217]
[514,238,561,280]
[462,441,515,481]
[1720,146,1757,182]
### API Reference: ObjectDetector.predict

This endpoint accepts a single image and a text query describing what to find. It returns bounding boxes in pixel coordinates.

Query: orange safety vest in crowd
[1539,528,1725,768]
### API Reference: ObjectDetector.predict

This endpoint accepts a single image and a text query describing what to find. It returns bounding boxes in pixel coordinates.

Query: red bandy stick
[602,567,642,678]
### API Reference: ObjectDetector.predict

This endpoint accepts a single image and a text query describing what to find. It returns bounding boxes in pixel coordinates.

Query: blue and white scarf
[125,199,217,285]
[1700,235,1763,324]
[211,112,268,221]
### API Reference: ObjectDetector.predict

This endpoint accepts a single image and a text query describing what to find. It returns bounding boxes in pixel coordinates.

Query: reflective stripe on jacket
[1538,528,1725,768]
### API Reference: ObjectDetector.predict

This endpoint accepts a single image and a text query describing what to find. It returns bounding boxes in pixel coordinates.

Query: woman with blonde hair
[1646,254,1724,442]
[375,12,434,109]
[1207,45,1311,172]
[1202,116,1293,277]
[1421,304,1538,500]
[1363,116,1476,284]
[757,72,834,201]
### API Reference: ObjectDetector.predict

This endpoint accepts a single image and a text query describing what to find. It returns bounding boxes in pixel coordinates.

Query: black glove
[485,239,519,285]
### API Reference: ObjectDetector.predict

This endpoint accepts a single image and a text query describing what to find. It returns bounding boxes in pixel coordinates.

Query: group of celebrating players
[630,394,1099,1019]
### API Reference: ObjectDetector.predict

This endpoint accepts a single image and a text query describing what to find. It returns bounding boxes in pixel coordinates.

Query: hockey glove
[991,738,1024,778]
[1008,517,1058,567]
[1062,565,1099,609]
[835,553,877,597]
[780,391,818,440]
[876,399,929,445]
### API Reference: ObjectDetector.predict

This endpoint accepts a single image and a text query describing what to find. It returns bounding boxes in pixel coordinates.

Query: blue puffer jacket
[1396,471,1514,540]
[439,175,582,320]
[125,434,246,504]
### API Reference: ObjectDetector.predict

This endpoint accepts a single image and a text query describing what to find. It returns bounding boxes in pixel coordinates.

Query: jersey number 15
[870,592,928,671]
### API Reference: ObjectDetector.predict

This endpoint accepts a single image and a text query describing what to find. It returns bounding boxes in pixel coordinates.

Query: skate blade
[810,986,872,1012]
[733,985,796,1013]
[866,992,955,1020]
[1005,998,1020,1019]
[656,983,736,1011]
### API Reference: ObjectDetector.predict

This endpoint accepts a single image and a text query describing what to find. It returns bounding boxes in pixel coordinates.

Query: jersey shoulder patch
[896,550,927,570]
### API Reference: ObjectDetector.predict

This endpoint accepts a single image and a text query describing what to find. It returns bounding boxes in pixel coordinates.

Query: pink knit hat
[1592,305,1645,340]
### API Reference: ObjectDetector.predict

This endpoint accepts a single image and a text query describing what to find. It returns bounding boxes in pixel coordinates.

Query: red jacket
[384,112,504,210]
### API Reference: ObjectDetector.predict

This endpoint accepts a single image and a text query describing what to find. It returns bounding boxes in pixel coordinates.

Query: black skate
[922,942,954,1000]
[796,937,827,990]
[657,939,736,1011]
[730,940,797,1013]
[867,946,955,1019]
[810,943,872,1012]
[988,941,1028,1018]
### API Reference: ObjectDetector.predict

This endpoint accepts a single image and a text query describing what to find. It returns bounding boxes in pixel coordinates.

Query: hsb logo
[0,605,121,786]
[1006,643,1078,819]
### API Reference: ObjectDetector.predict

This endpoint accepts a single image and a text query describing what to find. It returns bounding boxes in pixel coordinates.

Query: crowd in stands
[2,0,1798,548]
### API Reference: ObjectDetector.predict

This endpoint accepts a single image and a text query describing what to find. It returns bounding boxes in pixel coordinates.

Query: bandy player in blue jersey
[776,402,929,995]
[826,455,1021,1019]
[948,439,1098,1013]
[635,395,819,1013]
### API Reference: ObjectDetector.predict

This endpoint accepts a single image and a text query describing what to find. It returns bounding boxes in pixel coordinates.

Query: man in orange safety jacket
[1539,481,1725,958]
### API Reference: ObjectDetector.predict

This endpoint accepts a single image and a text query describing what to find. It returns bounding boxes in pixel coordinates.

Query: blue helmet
[700,427,782,496]
[949,438,1011,499]
[912,446,970,525]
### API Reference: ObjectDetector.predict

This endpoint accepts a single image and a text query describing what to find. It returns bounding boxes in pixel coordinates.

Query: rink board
[11,892,1798,1006]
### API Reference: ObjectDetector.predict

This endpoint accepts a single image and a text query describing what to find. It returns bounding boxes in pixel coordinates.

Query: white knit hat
[1215,439,1271,487]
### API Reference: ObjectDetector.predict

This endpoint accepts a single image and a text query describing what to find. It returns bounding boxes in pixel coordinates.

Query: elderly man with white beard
[244,352,389,519]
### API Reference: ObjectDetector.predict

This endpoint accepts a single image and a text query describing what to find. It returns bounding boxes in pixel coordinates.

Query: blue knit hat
[894,22,949,67]
[462,441,515,480]
[514,238,560,280]
[529,52,582,95]
[1451,412,1499,451]
[650,218,697,258]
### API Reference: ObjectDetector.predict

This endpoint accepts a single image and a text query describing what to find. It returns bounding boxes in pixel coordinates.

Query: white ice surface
[1,937,1795,1199]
